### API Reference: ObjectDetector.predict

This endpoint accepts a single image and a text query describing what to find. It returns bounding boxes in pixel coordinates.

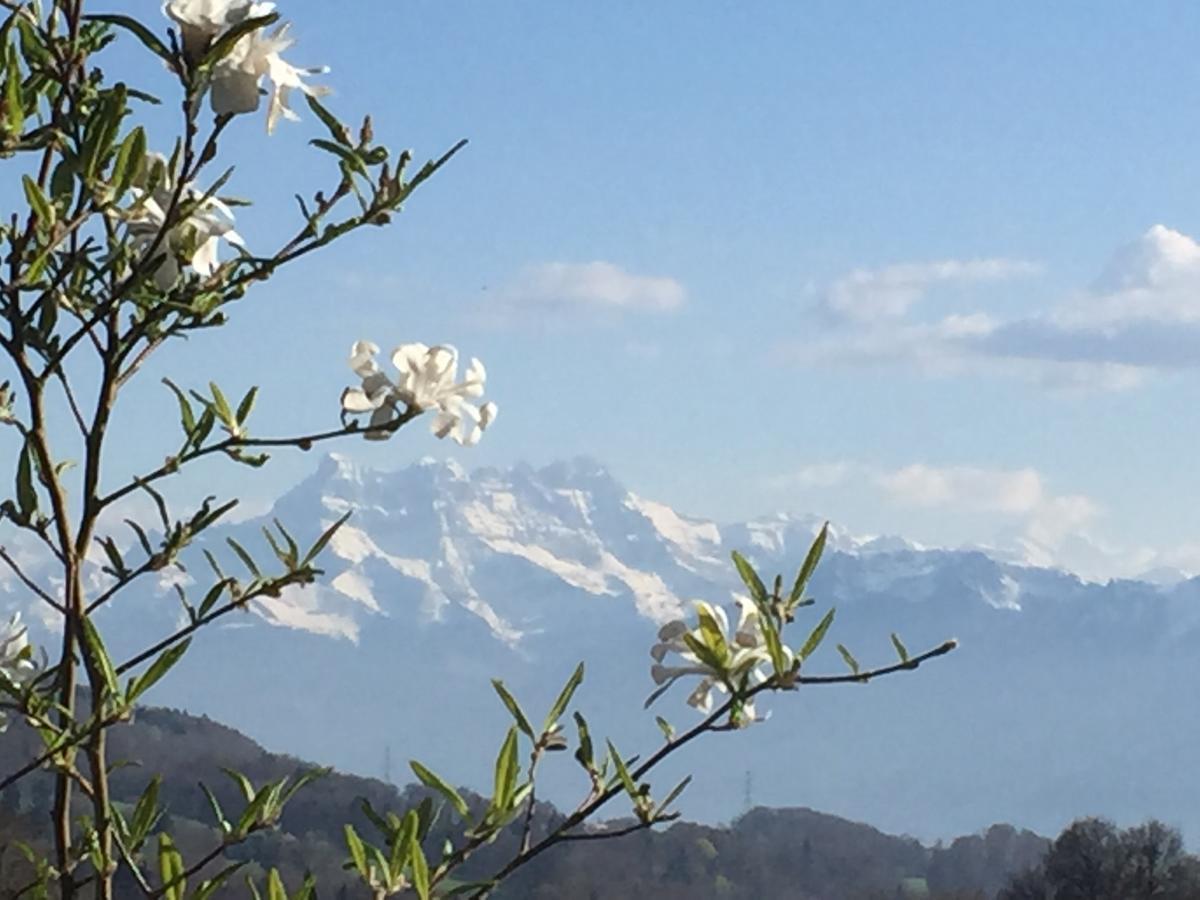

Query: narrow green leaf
[655,716,675,742]
[731,550,768,606]
[235,386,258,425]
[199,781,230,833]
[491,679,534,738]
[157,833,186,900]
[492,727,519,812]
[222,768,255,804]
[304,94,351,145]
[542,661,584,734]
[836,643,861,676]
[129,776,162,847]
[15,439,36,522]
[128,639,190,702]
[344,824,368,878]
[410,827,430,900]
[110,125,146,196]
[573,711,594,771]
[225,538,261,579]
[790,523,829,604]
[410,760,470,820]
[605,740,638,798]
[84,14,174,63]
[266,869,286,900]
[310,138,369,176]
[22,175,53,226]
[209,381,234,425]
[80,618,120,699]
[798,608,836,661]
[891,632,910,663]
[200,13,277,70]
[654,775,693,818]
[162,378,195,436]
[303,510,351,564]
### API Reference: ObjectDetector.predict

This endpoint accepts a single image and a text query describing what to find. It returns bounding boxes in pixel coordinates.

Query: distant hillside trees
[998,817,1200,900]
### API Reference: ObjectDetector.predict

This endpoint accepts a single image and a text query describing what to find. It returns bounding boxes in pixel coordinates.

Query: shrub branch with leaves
[0,1,956,898]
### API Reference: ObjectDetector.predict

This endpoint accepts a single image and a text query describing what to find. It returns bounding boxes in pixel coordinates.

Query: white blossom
[0,613,36,733]
[164,0,326,132]
[163,0,271,59]
[214,21,328,133]
[341,341,498,446]
[647,599,773,719]
[125,156,246,290]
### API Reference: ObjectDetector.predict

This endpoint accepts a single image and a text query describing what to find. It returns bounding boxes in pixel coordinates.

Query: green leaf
[129,777,162,848]
[310,138,369,176]
[491,727,520,812]
[234,784,273,837]
[491,679,534,738]
[266,869,286,900]
[305,94,351,145]
[694,603,730,664]
[199,781,230,833]
[84,14,174,64]
[198,580,228,618]
[798,608,836,661]
[162,380,196,437]
[110,125,146,196]
[15,439,37,522]
[22,175,53,226]
[655,716,675,742]
[80,618,120,699]
[790,523,828,605]
[606,740,638,798]
[222,768,256,804]
[542,661,584,735]
[128,639,191,702]
[654,775,693,819]
[891,632,910,663]
[225,537,261,579]
[235,386,258,425]
[209,381,234,425]
[190,863,245,900]
[731,550,768,606]
[409,827,430,900]
[303,510,351,565]
[410,760,470,821]
[836,643,860,676]
[157,833,186,900]
[344,824,369,878]
[573,711,594,771]
[200,12,278,70]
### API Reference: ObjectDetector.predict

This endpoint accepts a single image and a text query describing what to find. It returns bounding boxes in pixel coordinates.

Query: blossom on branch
[164,0,328,132]
[341,341,498,446]
[0,613,36,733]
[648,599,775,726]
[125,156,246,290]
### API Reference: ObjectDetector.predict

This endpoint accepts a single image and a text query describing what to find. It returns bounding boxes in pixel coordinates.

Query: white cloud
[785,226,1200,390]
[496,261,685,316]
[824,259,1040,322]
[876,464,1047,515]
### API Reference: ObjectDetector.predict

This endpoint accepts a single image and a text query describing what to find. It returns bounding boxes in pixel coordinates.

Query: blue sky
[86,1,1200,580]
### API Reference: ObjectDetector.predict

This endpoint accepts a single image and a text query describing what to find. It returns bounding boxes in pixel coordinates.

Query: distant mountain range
[5,454,1200,842]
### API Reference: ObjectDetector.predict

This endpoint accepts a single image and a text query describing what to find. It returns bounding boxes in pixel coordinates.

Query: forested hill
[0,705,1046,898]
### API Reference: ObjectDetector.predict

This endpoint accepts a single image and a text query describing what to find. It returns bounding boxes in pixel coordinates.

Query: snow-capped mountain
[5,455,1200,842]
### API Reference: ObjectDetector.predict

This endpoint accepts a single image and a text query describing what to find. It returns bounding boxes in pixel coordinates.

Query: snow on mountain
[7,454,1200,843]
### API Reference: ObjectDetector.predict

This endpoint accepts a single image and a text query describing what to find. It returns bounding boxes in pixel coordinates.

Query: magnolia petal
[479,401,498,429]
[211,68,262,116]
[686,679,715,713]
[364,405,394,441]
[340,387,375,413]
[430,411,459,440]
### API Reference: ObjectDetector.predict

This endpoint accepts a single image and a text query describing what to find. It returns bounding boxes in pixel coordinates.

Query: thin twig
[0,546,65,613]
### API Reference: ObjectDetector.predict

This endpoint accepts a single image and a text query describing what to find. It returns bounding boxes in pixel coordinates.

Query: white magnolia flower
[648,599,773,718]
[163,0,272,59]
[210,20,328,133]
[126,156,246,290]
[341,341,498,446]
[0,613,36,733]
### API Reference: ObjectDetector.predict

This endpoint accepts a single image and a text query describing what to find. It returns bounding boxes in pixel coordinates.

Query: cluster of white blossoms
[0,613,37,733]
[126,155,246,290]
[650,598,788,726]
[164,0,328,133]
[341,341,498,446]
